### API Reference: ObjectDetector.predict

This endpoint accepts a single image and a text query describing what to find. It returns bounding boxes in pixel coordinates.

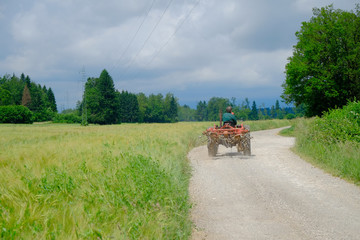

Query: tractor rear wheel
[242,125,251,156]
[207,141,218,157]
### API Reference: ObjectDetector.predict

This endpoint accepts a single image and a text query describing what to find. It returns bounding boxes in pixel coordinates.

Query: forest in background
[0,70,302,124]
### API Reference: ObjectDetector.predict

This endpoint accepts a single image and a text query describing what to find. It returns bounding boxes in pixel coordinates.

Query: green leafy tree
[282,5,360,116]
[146,94,165,123]
[195,101,207,121]
[207,97,230,121]
[0,87,12,105]
[237,98,251,121]
[178,104,196,121]
[137,93,148,123]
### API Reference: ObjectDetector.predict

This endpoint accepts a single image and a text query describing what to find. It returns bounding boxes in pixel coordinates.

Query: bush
[32,108,56,122]
[0,105,33,124]
[293,101,360,183]
[285,113,296,119]
[53,113,82,123]
[311,101,360,143]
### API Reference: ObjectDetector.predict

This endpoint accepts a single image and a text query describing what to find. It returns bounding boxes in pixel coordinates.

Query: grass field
[0,120,291,239]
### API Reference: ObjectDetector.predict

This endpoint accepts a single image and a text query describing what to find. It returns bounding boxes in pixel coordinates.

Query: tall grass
[287,101,360,183]
[0,120,291,239]
[0,123,210,239]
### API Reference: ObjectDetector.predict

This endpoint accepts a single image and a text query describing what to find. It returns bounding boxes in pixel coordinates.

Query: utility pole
[81,66,88,126]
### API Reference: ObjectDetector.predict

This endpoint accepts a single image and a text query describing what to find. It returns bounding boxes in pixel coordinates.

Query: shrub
[32,108,56,122]
[312,101,360,143]
[0,105,33,124]
[53,113,82,123]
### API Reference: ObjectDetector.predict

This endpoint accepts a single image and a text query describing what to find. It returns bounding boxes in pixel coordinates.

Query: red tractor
[203,114,251,157]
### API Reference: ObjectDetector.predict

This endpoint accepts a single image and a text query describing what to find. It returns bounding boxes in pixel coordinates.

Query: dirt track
[189,127,360,240]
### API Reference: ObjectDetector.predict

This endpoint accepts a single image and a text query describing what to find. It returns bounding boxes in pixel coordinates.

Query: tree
[249,101,259,120]
[178,104,196,121]
[0,87,12,106]
[84,70,119,124]
[270,105,276,119]
[97,69,119,124]
[47,88,57,112]
[195,101,207,121]
[282,5,360,116]
[237,98,251,121]
[137,93,148,123]
[21,84,31,108]
[118,90,140,123]
[207,97,230,121]
[164,93,178,123]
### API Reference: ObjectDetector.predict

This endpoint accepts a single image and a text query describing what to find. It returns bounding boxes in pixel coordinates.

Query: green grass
[0,120,291,239]
[282,101,360,184]
[243,119,292,131]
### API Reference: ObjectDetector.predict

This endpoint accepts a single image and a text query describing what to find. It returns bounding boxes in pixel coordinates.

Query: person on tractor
[223,106,237,127]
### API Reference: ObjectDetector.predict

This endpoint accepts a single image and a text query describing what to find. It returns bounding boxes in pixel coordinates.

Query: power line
[109,0,156,73]
[81,66,88,125]
[119,0,174,77]
[146,0,201,67]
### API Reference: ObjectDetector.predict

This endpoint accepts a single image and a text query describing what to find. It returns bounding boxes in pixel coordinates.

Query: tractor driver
[223,106,237,127]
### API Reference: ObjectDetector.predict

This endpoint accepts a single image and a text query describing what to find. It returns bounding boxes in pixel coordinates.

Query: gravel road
[189,127,360,240]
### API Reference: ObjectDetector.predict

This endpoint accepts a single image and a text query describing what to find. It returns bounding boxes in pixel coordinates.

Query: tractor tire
[207,141,218,157]
[242,125,251,156]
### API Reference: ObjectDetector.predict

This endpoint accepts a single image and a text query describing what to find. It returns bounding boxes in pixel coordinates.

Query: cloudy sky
[0,0,358,110]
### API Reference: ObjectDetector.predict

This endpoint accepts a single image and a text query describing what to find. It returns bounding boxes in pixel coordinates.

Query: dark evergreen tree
[164,93,178,123]
[249,101,259,120]
[47,88,57,112]
[84,70,119,124]
[118,90,140,123]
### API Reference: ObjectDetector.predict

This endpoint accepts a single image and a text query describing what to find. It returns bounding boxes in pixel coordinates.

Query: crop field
[0,120,291,239]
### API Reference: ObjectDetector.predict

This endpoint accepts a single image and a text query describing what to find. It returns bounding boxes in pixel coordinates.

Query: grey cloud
[0,0,358,109]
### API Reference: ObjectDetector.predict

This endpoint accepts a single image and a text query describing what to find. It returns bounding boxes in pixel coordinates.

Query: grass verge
[281,101,360,184]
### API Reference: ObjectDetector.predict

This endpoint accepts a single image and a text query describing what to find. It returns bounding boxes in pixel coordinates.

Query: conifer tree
[47,88,57,112]
[21,84,31,108]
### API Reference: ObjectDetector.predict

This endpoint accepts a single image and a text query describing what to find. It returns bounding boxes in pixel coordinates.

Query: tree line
[75,69,178,125]
[0,73,57,122]
[178,97,304,122]
[0,70,303,125]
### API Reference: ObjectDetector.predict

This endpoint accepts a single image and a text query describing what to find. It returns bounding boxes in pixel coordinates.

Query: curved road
[189,127,360,240]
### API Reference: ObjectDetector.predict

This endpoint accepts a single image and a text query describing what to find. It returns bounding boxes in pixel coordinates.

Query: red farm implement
[203,122,251,157]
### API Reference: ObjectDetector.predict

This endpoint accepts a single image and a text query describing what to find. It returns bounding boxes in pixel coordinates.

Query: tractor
[203,112,251,157]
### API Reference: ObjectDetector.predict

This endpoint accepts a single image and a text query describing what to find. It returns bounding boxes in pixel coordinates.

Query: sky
[0,0,358,111]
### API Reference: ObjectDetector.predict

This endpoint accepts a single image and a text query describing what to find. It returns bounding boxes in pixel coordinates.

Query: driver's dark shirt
[222,112,237,125]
